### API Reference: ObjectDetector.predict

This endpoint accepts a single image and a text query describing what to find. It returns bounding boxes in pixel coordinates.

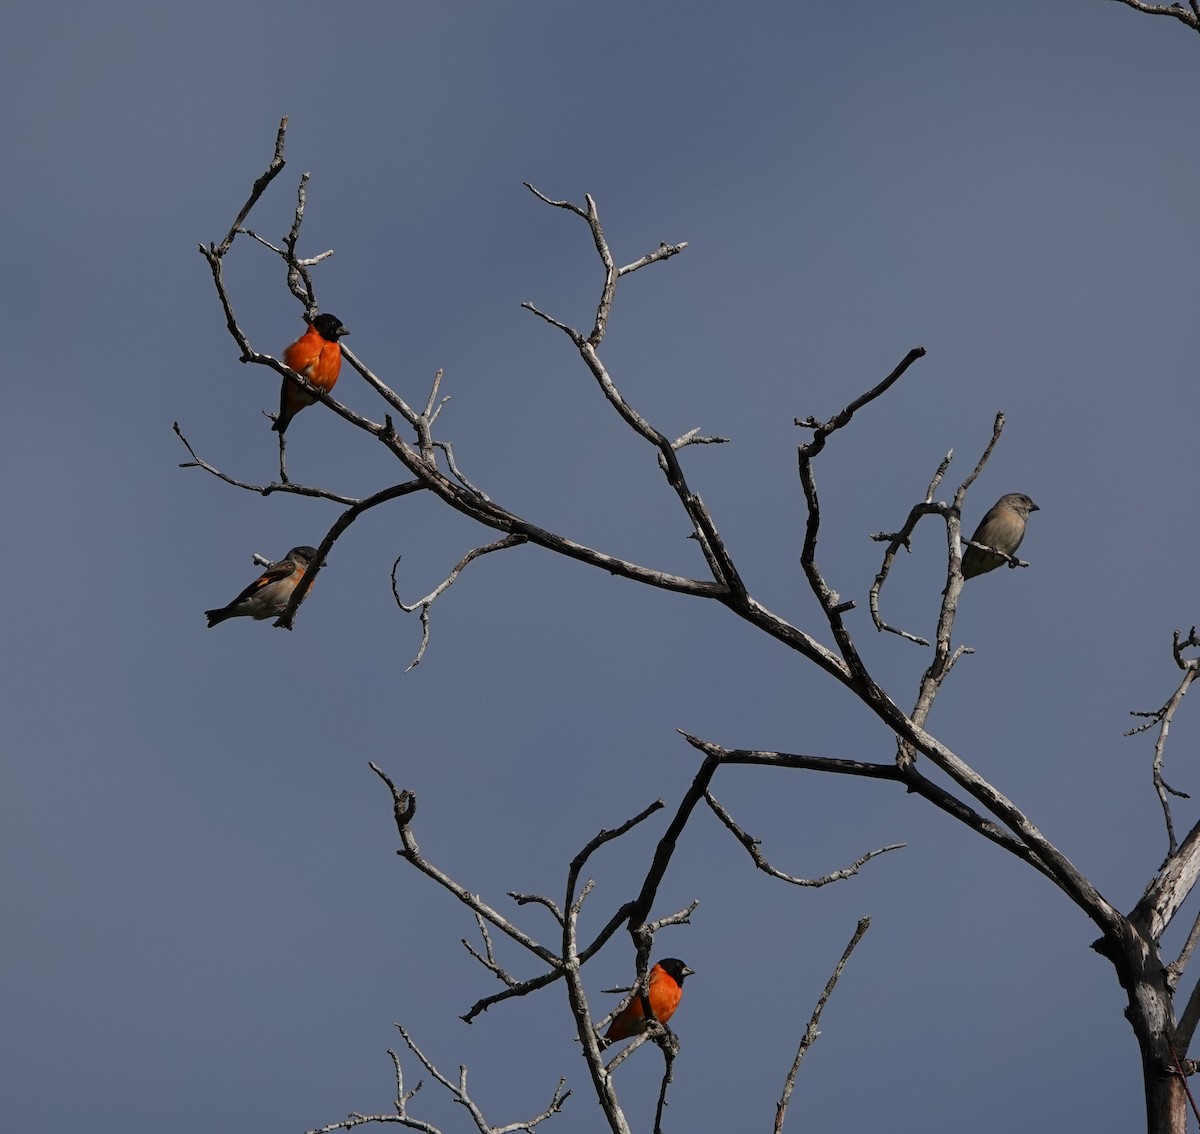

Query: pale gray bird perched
[961,493,1040,579]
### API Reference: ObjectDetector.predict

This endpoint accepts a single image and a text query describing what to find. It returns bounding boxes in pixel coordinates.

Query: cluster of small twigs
[1127,628,1200,858]
[355,750,891,1134]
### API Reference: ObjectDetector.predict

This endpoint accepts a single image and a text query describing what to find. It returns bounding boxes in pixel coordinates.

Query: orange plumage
[604,958,694,1043]
[274,313,350,434]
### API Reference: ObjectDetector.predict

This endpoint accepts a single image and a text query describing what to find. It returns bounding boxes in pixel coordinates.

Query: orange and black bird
[604,958,694,1043]
[273,313,350,434]
[205,546,319,627]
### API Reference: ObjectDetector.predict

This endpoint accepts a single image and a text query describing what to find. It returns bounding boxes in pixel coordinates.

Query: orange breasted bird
[604,958,694,1043]
[273,313,350,434]
[205,546,319,627]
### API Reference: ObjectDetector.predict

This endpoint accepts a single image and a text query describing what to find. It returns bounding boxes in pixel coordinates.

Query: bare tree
[183,20,1200,1118]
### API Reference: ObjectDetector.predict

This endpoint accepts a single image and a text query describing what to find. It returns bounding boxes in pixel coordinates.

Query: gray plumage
[961,493,1039,580]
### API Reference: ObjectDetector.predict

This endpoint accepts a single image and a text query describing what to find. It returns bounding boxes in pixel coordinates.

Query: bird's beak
[1030,503,1040,512]
[683,966,696,977]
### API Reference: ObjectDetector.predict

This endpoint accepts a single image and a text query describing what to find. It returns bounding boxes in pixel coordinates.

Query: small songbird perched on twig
[273,313,350,434]
[604,958,695,1044]
[961,493,1040,579]
[205,546,319,627]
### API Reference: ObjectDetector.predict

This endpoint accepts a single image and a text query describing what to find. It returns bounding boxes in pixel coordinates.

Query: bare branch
[667,427,730,453]
[522,186,746,601]
[1131,818,1200,944]
[521,301,584,342]
[509,891,566,926]
[283,172,325,311]
[390,535,528,668]
[1174,945,1200,1054]
[274,482,426,631]
[893,415,1006,767]
[458,966,568,1026]
[868,449,957,645]
[173,422,363,505]
[461,913,520,988]
[522,182,589,218]
[795,349,926,660]
[391,538,527,614]
[368,767,560,969]
[494,1078,571,1134]
[305,1048,437,1134]
[566,804,671,1018]
[645,902,699,934]
[774,917,872,1134]
[1098,0,1200,31]
[214,116,288,256]
[432,439,488,497]
[705,790,904,885]
[340,345,424,431]
[678,732,1059,882]
[794,347,927,445]
[618,242,689,276]
[952,411,1005,509]
[651,1030,680,1134]
[1127,627,1200,856]
[389,1026,571,1134]
[566,801,666,916]
[559,811,638,1134]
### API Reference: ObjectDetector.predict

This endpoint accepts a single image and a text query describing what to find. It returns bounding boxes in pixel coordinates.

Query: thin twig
[173,422,363,504]
[461,913,520,987]
[274,482,427,631]
[305,1047,436,1134]
[795,349,927,674]
[390,535,528,668]
[774,917,872,1134]
[1099,0,1200,31]
[215,116,288,256]
[705,790,904,885]
[1126,628,1200,857]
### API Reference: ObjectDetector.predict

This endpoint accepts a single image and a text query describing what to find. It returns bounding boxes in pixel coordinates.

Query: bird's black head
[288,546,320,564]
[657,958,695,985]
[311,313,350,341]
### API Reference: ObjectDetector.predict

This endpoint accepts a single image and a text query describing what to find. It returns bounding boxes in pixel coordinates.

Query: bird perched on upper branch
[273,313,350,434]
[604,958,694,1043]
[205,545,319,627]
[961,493,1040,579]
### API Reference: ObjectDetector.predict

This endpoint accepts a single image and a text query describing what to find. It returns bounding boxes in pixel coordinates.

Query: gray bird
[961,493,1039,579]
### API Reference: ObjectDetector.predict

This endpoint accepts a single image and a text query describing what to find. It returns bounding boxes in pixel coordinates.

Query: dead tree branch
[774,917,872,1134]
[705,790,905,885]
[1127,628,1200,857]
[1099,0,1200,32]
[306,1028,570,1134]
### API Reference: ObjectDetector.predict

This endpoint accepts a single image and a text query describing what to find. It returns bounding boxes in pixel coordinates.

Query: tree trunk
[1106,922,1188,1134]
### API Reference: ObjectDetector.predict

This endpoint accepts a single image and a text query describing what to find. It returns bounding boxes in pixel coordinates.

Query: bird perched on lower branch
[961,493,1040,579]
[604,958,695,1043]
[205,546,319,627]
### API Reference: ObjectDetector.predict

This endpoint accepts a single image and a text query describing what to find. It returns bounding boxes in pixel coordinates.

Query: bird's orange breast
[283,331,342,392]
[604,967,685,1041]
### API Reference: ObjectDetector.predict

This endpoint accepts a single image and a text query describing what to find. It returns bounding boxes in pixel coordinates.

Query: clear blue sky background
[4,2,1199,1131]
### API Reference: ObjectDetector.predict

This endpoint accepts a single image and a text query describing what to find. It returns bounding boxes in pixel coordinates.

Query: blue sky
[4,2,1199,1131]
